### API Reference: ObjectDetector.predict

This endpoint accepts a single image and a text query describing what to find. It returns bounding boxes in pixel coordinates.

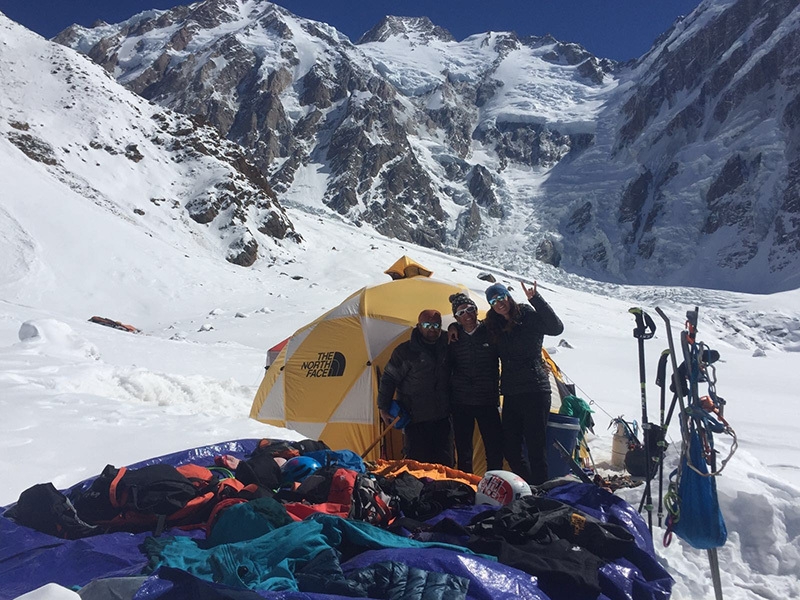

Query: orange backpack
[72,463,246,534]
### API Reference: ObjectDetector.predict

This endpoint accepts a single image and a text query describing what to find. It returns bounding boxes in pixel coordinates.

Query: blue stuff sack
[671,430,727,549]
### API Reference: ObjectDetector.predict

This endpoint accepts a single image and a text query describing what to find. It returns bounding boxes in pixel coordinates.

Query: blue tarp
[1,439,261,600]
[0,439,672,600]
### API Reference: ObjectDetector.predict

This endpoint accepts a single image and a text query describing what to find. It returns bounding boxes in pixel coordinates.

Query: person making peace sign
[483,281,564,485]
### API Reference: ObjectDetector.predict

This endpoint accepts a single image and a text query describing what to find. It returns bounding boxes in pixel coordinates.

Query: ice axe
[361,415,401,459]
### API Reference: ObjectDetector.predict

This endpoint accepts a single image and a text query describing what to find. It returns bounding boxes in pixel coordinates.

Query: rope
[683,417,738,478]
[556,367,618,422]
[680,341,737,478]
[662,476,680,547]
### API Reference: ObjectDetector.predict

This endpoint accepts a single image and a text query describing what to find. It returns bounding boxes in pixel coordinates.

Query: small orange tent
[384,255,434,280]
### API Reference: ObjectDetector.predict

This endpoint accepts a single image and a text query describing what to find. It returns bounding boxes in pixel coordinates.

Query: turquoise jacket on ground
[144,510,479,592]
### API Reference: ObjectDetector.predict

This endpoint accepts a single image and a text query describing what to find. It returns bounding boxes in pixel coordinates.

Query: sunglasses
[419,322,441,330]
[488,294,509,306]
[454,305,477,317]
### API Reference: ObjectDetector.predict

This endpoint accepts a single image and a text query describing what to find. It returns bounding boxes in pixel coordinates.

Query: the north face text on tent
[301,351,346,377]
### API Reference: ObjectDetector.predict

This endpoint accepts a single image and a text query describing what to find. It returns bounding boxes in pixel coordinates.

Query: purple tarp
[0,439,672,600]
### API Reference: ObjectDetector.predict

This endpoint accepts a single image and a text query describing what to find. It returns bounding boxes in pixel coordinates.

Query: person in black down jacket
[377,309,454,467]
[447,292,504,474]
[484,281,564,485]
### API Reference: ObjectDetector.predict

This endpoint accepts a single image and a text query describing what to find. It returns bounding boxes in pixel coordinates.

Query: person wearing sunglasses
[377,309,454,467]
[484,281,564,485]
[446,293,504,474]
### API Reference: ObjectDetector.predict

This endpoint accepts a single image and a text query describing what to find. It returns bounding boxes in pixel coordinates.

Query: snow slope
[2,10,800,600]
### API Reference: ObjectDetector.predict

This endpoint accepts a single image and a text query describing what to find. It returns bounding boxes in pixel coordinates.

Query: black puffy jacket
[490,294,564,396]
[377,328,450,424]
[448,322,500,407]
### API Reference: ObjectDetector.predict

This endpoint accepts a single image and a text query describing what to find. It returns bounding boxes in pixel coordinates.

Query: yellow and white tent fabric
[250,261,481,460]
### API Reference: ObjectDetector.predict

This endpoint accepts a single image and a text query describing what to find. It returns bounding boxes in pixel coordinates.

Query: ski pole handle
[629,307,656,340]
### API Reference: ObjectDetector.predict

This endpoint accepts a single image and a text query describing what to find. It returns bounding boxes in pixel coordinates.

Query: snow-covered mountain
[550,0,800,293]
[0,12,299,272]
[2,4,798,354]
[47,0,800,293]
[46,2,611,260]
[3,10,800,598]
[53,1,611,256]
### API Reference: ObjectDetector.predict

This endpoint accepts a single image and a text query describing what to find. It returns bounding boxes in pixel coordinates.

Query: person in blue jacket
[484,281,564,485]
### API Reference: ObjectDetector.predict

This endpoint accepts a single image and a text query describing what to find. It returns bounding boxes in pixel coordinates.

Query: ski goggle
[454,305,477,317]
[419,322,441,330]
[488,294,509,306]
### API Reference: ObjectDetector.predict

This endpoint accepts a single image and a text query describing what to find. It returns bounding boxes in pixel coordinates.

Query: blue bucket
[545,413,581,478]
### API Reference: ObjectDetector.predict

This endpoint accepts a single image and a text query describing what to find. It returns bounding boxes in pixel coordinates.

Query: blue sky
[0,0,702,61]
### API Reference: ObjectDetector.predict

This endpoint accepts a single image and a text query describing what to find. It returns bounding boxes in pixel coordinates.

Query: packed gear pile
[2,437,673,600]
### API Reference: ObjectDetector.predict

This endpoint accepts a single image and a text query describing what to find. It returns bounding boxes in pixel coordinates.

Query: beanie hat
[417,309,442,324]
[448,293,476,315]
[485,283,509,302]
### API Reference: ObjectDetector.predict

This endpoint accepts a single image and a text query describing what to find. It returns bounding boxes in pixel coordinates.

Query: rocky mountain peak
[358,15,455,44]
[40,0,800,292]
[477,30,521,55]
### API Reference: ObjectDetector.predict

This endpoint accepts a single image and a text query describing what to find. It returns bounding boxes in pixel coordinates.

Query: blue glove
[388,401,410,429]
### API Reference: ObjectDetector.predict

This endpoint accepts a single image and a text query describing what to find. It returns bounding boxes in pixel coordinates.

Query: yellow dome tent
[251,257,584,474]
[250,258,484,461]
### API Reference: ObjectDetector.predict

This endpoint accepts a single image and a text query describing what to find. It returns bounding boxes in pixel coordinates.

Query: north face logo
[301,351,346,378]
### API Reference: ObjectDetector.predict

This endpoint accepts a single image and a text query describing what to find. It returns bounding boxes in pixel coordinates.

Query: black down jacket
[492,294,563,396]
[447,322,499,407]
[377,328,450,424]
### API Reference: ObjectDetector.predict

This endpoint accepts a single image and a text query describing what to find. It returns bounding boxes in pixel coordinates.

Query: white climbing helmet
[475,470,532,506]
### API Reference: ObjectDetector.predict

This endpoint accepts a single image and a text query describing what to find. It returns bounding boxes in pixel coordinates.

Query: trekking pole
[640,351,668,518]
[361,415,401,459]
[656,314,686,526]
[629,307,656,534]
[655,308,689,435]
[681,308,725,600]
[654,350,670,528]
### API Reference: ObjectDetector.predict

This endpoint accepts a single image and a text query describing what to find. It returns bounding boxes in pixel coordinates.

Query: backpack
[351,473,395,527]
[624,424,666,480]
[281,466,396,526]
[70,463,222,533]
[6,483,98,539]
